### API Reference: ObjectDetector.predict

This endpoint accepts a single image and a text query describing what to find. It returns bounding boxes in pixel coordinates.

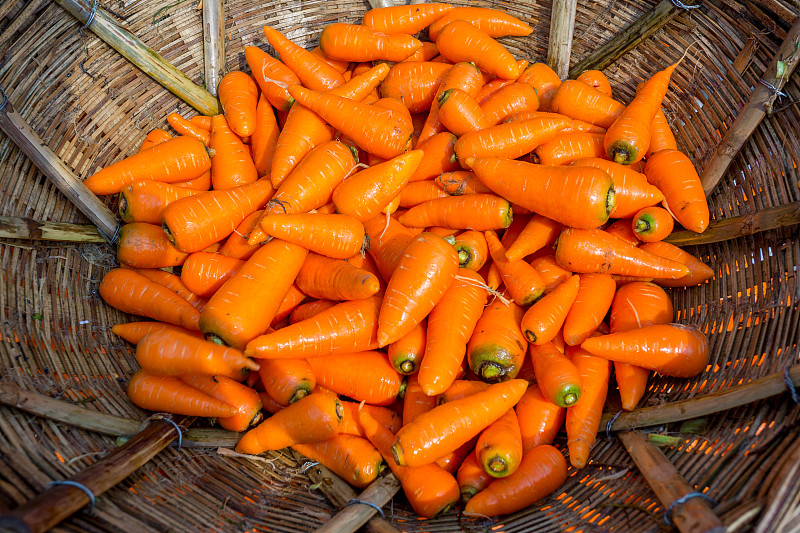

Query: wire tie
[784,367,800,404]
[759,79,788,99]
[300,461,319,473]
[346,499,386,518]
[140,413,184,450]
[47,480,96,514]
[606,410,624,439]
[664,492,716,526]
[670,0,702,9]
[81,0,99,31]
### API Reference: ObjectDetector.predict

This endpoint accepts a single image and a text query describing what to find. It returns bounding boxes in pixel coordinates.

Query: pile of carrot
[87,2,716,520]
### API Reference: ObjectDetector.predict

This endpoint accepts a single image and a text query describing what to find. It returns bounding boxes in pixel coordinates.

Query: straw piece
[202,0,225,97]
[546,0,578,80]
[619,431,725,533]
[664,201,800,246]
[0,101,118,241]
[700,17,800,195]
[54,0,221,116]
[568,0,681,77]
[0,216,106,243]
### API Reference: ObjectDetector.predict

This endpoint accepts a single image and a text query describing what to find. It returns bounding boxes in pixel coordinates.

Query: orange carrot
[167,113,210,146]
[644,149,709,233]
[435,436,477,475]
[515,384,565,453]
[399,194,513,231]
[639,241,714,287]
[475,59,529,103]
[570,157,664,219]
[295,253,382,301]
[403,374,439,426]
[210,114,258,190]
[436,88,489,135]
[475,408,523,478]
[307,351,403,406]
[111,321,201,345]
[392,379,528,467]
[118,180,200,225]
[271,284,308,327]
[457,452,495,504]
[632,206,674,242]
[520,274,580,345]
[136,328,259,380]
[340,401,402,438]
[533,131,606,166]
[554,227,691,279]
[418,269,488,396]
[565,344,611,469]
[439,380,490,404]
[550,79,624,129]
[576,70,613,97]
[245,296,381,359]
[454,116,570,162]
[452,230,489,271]
[171,170,212,191]
[398,180,449,209]
[181,252,245,298]
[388,321,427,375]
[505,110,607,134]
[126,267,206,312]
[647,108,678,158]
[379,61,452,114]
[217,210,264,261]
[378,232,459,347]
[418,61,485,144]
[292,435,384,488]
[517,63,562,112]
[409,133,459,182]
[364,215,417,283]
[116,222,188,269]
[288,299,337,325]
[218,71,259,138]
[362,3,454,34]
[428,7,533,41]
[310,45,351,74]
[467,296,528,382]
[562,273,616,346]
[480,82,540,126]
[529,342,582,407]
[463,444,567,517]
[84,136,211,196]
[245,46,299,111]
[100,268,200,330]
[251,94,280,177]
[504,214,562,263]
[320,23,422,63]
[190,115,212,130]
[463,157,615,229]
[529,254,573,293]
[179,374,262,432]
[127,369,238,417]
[604,218,640,246]
[138,128,172,152]
[259,213,367,259]
[485,230,546,306]
[435,171,489,196]
[263,25,345,90]
[256,358,316,405]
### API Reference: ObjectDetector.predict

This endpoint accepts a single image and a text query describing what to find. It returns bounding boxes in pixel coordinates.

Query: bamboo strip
[568,0,680,77]
[700,17,800,195]
[54,0,221,116]
[314,474,402,533]
[664,201,800,246]
[0,102,118,241]
[546,0,578,80]
[0,216,105,242]
[603,366,800,432]
[367,0,393,8]
[1,415,193,533]
[619,431,725,533]
[202,0,225,97]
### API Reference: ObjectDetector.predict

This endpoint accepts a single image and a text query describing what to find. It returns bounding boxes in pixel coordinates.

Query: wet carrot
[632,206,674,242]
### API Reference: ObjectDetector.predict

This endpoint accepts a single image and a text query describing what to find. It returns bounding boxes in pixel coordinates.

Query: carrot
[111,321,201,345]
[118,180,200,225]
[647,108,678,158]
[392,379,528,467]
[609,281,673,410]
[310,45,351,74]
[126,267,206,312]
[435,436,477,475]
[604,60,682,165]
[565,345,611,469]
[190,115,212,129]
[480,82,539,126]
[452,230,489,271]
[428,7,533,41]
[505,111,607,135]
[399,195,513,232]
[520,274,580,345]
[84,136,211,196]
[307,351,403,406]
[398,180,449,209]
[199,239,306,350]
[257,358,316,405]
[295,253,382,301]
[604,218,640,246]
[475,59,529,103]
[245,46,299,111]
[418,269,488,396]
[362,3,454,35]
[529,342,582,407]
[364,215,417,283]
[453,116,569,163]
[271,283,307,327]
[388,321,427,375]
[529,255,572,293]
[127,369,238,417]
[167,113,210,146]
[218,210,264,261]
[320,23,422,63]
[515,384,565,452]
[258,213,367,259]
[236,393,344,454]
[554,227,691,279]
[463,157,615,229]
[333,150,424,222]
[550,80,624,129]
[378,232,459,347]
[485,230,546,306]
[463,444,567,517]
[138,128,172,152]
[179,374,262,432]
[379,61,452,114]
[504,214,562,263]
[570,157,664,219]
[439,380,489,404]
[562,273,616,346]
[401,41,440,63]
[179,252,244,299]
[288,299,337,325]
[517,63,562,112]
[136,328,259,380]
[467,296,527,382]
[251,94,280,177]
[435,170,490,196]
[533,131,606,166]
[436,88,489,136]
[218,71,258,138]
[639,241,714,287]
[403,374,439,426]
[210,114,258,190]
[244,296,381,359]
[418,62,485,144]
[341,401,402,438]
[291,434,384,489]
[171,170,212,191]
[457,452,495,504]
[409,133,459,182]
[632,206,674,242]
[576,70,613,97]
[100,268,200,330]
[644,149,709,233]
[162,178,274,253]
[475,408,523,478]
[263,25,345,90]
[116,222,188,269]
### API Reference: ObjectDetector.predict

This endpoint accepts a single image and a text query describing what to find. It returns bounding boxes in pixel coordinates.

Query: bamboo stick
[546,0,578,80]
[1,415,193,533]
[314,474,402,533]
[0,101,118,241]
[700,17,800,195]
[568,0,681,78]
[367,0,394,8]
[619,431,725,533]
[603,365,800,433]
[664,201,800,246]
[202,0,225,97]
[0,216,106,242]
[54,0,221,116]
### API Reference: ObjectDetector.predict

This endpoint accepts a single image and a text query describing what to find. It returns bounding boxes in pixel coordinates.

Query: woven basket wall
[0,0,798,531]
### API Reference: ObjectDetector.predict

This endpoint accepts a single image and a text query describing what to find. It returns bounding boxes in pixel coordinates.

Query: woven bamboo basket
[0,0,799,531]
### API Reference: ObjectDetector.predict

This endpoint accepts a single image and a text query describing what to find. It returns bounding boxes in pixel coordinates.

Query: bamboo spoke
[0,216,105,242]
[202,0,225,97]
[547,0,578,80]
